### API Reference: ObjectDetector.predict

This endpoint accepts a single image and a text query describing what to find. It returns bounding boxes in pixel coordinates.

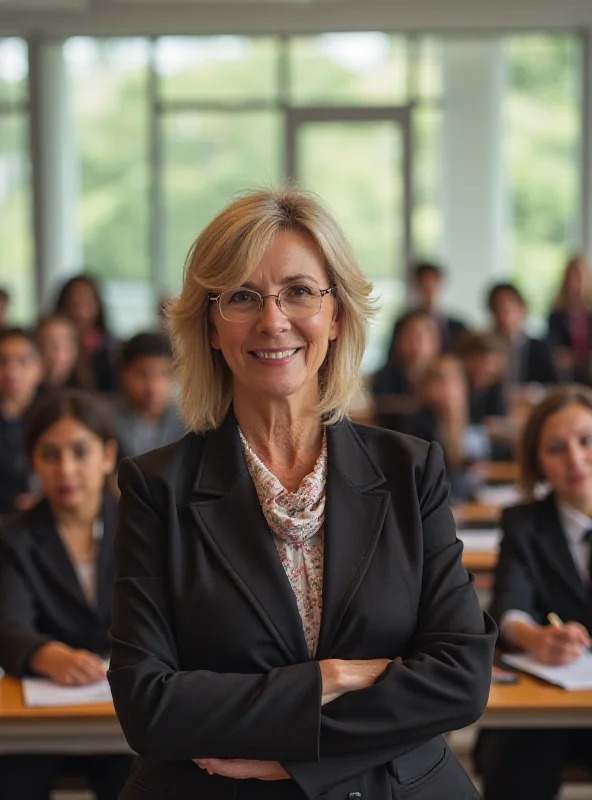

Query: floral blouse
[239,429,327,657]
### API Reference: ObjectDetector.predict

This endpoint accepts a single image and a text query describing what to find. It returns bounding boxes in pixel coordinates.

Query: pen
[547,612,564,628]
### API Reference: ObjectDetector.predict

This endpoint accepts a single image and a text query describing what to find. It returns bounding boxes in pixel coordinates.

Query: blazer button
[348,793,362,800]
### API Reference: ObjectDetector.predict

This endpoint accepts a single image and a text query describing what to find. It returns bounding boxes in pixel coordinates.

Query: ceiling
[1,0,592,37]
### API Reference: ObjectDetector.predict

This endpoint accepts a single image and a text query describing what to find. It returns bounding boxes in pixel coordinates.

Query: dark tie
[583,529,592,592]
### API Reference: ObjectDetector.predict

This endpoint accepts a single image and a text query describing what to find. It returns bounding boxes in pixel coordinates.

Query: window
[0,38,32,323]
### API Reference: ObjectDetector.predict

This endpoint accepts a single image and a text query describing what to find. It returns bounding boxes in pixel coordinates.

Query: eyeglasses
[208,284,336,322]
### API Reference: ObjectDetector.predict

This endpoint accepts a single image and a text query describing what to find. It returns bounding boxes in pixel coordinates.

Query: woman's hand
[193,759,290,781]
[29,642,106,685]
[319,658,392,705]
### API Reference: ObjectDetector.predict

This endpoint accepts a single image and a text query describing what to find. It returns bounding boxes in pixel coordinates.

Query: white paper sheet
[502,652,592,691]
[475,484,521,508]
[22,677,112,708]
[456,528,502,552]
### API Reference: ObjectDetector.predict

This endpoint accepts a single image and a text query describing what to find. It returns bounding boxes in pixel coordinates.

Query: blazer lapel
[316,420,390,658]
[536,495,588,609]
[30,501,94,616]
[96,492,117,619]
[189,411,309,663]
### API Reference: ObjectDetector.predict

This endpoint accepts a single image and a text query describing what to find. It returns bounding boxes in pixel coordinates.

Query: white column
[29,38,82,312]
[440,39,506,327]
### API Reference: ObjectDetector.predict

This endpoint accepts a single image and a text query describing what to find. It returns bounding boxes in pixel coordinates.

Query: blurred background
[0,0,591,375]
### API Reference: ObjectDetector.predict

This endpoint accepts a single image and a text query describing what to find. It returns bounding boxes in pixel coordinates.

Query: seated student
[0,286,9,328]
[455,331,508,424]
[487,282,558,386]
[387,261,467,352]
[0,389,133,800]
[109,332,185,459]
[548,254,592,383]
[477,385,592,800]
[54,273,119,394]
[36,314,93,392]
[0,328,44,516]
[372,309,440,401]
[387,354,489,501]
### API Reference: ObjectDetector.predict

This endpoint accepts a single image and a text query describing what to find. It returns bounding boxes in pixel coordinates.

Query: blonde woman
[108,188,495,800]
[548,254,592,382]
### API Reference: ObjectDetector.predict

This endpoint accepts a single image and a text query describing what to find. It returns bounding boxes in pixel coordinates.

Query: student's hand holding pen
[531,613,590,666]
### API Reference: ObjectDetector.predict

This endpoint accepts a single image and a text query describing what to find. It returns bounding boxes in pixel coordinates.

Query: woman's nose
[254,295,290,334]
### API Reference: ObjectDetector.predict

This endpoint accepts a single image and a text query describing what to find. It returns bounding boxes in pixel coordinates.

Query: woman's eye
[40,450,58,463]
[228,291,257,305]
[580,435,592,448]
[286,285,315,298]
[73,445,89,460]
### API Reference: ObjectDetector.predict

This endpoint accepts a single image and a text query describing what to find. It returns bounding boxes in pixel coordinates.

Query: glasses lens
[280,285,322,318]
[219,289,261,321]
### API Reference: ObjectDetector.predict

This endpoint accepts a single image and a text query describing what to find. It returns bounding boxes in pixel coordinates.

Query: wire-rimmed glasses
[208,284,336,322]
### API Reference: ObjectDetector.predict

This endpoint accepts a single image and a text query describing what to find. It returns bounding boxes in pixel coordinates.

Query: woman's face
[396,317,439,365]
[423,357,466,411]
[32,416,117,513]
[63,281,100,329]
[209,230,339,405]
[38,321,79,385]
[537,403,592,508]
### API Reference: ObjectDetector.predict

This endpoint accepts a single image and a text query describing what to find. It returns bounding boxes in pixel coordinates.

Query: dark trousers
[0,753,134,800]
[475,729,592,800]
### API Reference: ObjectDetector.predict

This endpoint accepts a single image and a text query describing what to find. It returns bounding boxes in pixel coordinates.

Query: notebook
[22,677,112,708]
[456,528,501,552]
[501,652,592,691]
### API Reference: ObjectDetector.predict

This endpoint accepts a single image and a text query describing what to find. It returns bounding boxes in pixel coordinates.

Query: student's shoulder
[500,497,545,537]
[0,502,49,553]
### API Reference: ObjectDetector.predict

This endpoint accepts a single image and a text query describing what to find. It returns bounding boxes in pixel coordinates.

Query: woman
[548,255,592,383]
[477,385,592,800]
[36,314,93,392]
[55,273,119,393]
[389,354,490,502]
[372,309,441,399]
[108,188,496,800]
[0,389,133,800]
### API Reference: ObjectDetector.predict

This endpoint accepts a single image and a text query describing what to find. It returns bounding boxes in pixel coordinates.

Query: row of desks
[3,665,592,756]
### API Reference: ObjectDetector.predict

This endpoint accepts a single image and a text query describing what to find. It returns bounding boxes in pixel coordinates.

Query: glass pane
[504,34,580,319]
[297,121,405,372]
[413,106,443,258]
[0,115,32,322]
[163,111,281,292]
[156,37,278,103]
[416,37,442,102]
[0,38,28,105]
[291,34,408,106]
[64,38,152,335]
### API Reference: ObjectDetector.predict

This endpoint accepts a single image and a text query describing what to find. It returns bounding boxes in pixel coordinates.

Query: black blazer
[517,336,558,385]
[547,308,592,351]
[0,494,117,676]
[108,411,496,800]
[490,494,592,642]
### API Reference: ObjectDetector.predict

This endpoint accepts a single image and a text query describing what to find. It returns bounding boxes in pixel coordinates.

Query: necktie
[583,529,592,593]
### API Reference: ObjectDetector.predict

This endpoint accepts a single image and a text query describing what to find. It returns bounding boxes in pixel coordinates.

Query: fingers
[564,622,591,648]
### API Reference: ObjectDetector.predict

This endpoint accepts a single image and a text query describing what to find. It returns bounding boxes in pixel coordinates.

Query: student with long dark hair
[55,274,119,393]
[0,389,133,800]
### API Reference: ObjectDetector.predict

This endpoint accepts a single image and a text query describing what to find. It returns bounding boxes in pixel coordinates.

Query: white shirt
[500,501,592,641]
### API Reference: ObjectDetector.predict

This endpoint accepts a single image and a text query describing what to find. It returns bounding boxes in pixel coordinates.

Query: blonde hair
[519,384,592,497]
[168,188,375,434]
[553,254,591,311]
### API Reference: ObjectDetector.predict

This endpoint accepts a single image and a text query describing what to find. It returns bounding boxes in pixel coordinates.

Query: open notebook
[22,676,112,707]
[502,652,592,691]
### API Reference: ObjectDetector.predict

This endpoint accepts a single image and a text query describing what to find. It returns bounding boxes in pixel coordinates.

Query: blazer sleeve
[107,457,322,762]
[489,507,539,631]
[0,536,54,676]
[285,441,497,798]
[547,311,570,348]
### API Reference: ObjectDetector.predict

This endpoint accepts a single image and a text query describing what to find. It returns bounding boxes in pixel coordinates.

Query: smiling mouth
[250,348,301,360]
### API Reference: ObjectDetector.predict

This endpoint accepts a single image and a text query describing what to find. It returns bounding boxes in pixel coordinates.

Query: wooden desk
[480,461,518,486]
[482,672,592,729]
[0,676,130,755]
[453,503,500,528]
[462,550,498,572]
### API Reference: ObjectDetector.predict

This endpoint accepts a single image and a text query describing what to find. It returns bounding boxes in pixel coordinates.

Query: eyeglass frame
[207,285,336,321]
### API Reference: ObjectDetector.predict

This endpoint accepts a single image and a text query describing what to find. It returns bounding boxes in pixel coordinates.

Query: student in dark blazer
[547,254,592,383]
[108,188,496,800]
[0,389,133,800]
[477,385,592,800]
[487,282,558,386]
